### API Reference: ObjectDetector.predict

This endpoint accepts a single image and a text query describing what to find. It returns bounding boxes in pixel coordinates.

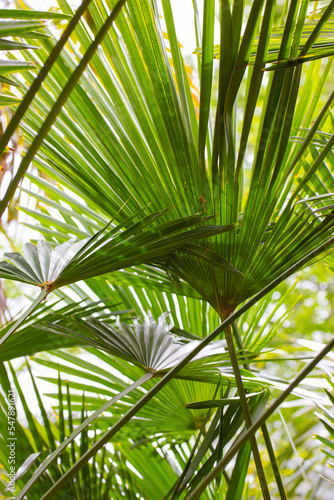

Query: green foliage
[0,9,70,105]
[0,0,334,498]
[315,373,334,484]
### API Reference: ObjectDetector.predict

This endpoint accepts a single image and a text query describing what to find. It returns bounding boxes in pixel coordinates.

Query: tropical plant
[0,0,334,498]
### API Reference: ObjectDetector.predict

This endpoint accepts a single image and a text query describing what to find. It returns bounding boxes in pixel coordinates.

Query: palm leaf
[2,0,334,497]
[36,311,237,378]
[0,9,70,104]
[7,0,333,320]
[0,212,239,290]
[0,211,238,348]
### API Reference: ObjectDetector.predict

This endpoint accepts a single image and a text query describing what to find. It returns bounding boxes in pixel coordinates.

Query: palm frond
[36,311,244,383]
[1,0,334,497]
[0,210,239,290]
[7,0,333,320]
[0,9,70,105]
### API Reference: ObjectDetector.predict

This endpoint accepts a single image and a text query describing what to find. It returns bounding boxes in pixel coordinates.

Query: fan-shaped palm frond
[38,311,230,375]
[0,238,86,287]
[0,212,239,291]
[24,347,267,497]
[29,348,270,499]
[12,311,242,498]
[6,0,332,321]
[2,354,253,500]
[0,211,239,347]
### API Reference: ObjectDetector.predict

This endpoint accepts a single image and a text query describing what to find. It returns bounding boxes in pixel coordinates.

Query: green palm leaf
[0,211,238,348]
[1,0,334,497]
[0,212,239,290]
[0,9,70,102]
[7,0,332,321]
[37,311,232,376]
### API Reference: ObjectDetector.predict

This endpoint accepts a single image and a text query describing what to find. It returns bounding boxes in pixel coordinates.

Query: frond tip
[39,311,228,376]
[0,210,241,293]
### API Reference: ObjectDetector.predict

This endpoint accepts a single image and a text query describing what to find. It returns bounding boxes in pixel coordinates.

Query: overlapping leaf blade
[7,0,334,321]
[1,0,334,498]
[37,311,231,376]
[0,9,70,104]
[0,212,239,290]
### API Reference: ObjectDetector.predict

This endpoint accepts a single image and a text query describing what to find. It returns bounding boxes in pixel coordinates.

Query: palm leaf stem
[261,422,288,500]
[224,325,270,500]
[0,288,47,347]
[187,335,334,499]
[232,321,287,500]
[19,235,334,497]
[0,0,127,218]
[15,371,153,500]
[0,0,93,158]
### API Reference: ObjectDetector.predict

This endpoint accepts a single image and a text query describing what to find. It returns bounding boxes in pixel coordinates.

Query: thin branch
[232,320,288,499]
[187,333,334,499]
